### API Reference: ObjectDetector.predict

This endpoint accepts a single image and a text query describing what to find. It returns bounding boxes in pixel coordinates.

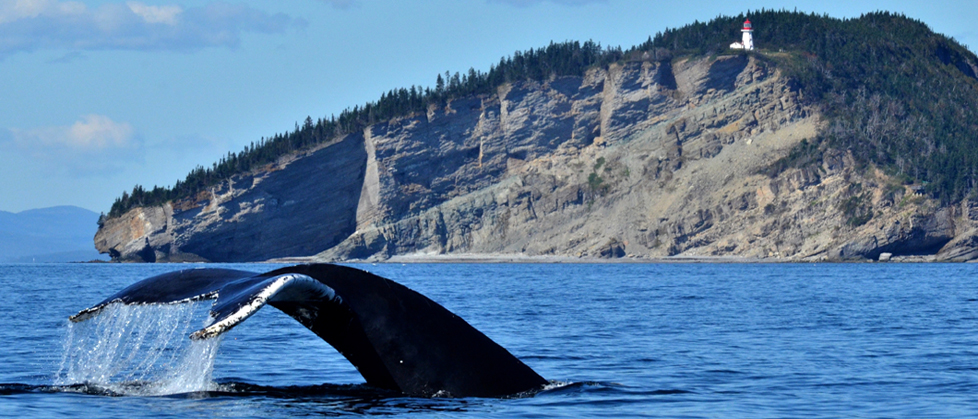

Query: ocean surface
[1,262,976,418]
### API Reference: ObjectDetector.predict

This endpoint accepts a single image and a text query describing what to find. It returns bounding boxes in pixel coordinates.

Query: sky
[0,0,975,214]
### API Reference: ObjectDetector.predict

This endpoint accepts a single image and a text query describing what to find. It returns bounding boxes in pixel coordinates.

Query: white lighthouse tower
[730,19,754,51]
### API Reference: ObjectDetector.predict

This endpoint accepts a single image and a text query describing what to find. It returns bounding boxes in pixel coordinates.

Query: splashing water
[56,302,222,396]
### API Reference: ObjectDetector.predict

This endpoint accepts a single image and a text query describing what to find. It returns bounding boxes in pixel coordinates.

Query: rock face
[95,55,978,262]
[97,134,366,262]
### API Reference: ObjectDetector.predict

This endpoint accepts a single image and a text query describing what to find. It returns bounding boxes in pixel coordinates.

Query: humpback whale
[69,264,547,398]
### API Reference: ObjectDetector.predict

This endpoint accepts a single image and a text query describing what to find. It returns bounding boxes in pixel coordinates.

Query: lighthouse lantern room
[730,19,754,51]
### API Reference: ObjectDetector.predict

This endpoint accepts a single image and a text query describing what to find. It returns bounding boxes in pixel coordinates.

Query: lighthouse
[730,19,754,51]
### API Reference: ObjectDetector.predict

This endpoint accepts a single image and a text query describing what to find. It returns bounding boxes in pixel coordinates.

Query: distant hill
[0,206,107,263]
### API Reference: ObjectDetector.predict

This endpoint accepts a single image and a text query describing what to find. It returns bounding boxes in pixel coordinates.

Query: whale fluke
[70,264,547,398]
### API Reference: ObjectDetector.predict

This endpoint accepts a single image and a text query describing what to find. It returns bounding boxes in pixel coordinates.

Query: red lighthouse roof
[743,19,752,30]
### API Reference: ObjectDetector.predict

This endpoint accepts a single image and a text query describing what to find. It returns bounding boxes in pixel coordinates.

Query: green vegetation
[764,138,822,177]
[587,157,612,197]
[109,10,978,218]
[839,193,874,227]
[676,10,978,203]
[593,157,606,171]
[587,172,605,192]
[837,183,874,227]
[109,40,625,217]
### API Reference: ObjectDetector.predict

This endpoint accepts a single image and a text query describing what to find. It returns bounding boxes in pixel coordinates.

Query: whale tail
[70,264,547,398]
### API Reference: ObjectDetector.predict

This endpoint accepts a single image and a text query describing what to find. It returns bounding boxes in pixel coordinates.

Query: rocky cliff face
[97,134,366,262]
[96,55,978,262]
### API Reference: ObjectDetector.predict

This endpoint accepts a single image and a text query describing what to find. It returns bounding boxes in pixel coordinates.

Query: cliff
[95,54,978,262]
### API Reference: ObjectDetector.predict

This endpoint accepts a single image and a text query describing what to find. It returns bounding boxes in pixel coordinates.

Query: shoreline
[382,254,777,264]
[271,253,831,264]
[76,253,969,264]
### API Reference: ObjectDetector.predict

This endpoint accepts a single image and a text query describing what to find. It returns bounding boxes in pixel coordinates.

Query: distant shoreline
[382,254,776,264]
[272,253,846,264]
[77,253,971,264]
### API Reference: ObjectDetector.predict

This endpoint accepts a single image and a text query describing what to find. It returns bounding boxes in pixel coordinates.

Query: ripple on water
[5,263,978,418]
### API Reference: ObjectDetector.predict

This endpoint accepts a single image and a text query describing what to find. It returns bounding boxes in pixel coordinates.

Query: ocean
[1,262,976,417]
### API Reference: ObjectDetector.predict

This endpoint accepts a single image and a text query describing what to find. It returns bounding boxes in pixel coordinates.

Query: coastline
[383,254,777,264]
[269,253,802,264]
[74,251,971,264]
[86,252,970,265]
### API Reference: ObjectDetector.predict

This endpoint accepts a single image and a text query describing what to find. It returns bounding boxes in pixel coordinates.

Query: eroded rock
[96,56,976,262]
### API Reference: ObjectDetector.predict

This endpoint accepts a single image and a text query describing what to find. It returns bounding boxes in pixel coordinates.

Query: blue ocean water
[1,262,976,417]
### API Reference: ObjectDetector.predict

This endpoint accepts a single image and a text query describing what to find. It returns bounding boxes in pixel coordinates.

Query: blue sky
[0,0,975,213]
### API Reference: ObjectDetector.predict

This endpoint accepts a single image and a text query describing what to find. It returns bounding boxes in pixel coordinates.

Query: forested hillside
[107,10,978,218]
[107,40,624,217]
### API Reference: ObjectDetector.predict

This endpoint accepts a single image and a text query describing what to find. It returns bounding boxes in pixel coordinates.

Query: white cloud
[67,114,134,148]
[0,0,83,24]
[2,115,143,175]
[126,2,181,25]
[10,114,136,150]
[0,0,303,55]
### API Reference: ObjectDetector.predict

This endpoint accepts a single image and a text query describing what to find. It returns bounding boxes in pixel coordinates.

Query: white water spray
[56,302,222,395]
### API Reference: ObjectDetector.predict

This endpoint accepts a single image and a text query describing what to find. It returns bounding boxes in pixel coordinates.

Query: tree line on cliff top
[107,39,625,217]
[107,9,978,218]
